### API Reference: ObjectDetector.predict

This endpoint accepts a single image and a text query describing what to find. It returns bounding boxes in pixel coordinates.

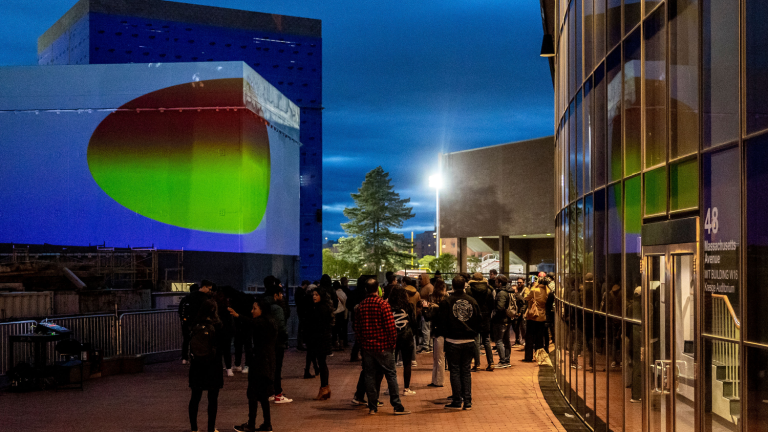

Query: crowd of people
[176,270,555,431]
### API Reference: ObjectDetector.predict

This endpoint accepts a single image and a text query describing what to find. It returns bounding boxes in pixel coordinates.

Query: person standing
[467,272,495,371]
[417,274,434,353]
[401,276,421,367]
[295,280,310,351]
[437,276,481,410]
[487,269,499,291]
[388,287,417,396]
[511,278,529,346]
[491,275,513,368]
[332,280,348,351]
[305,288,334,400]
[233,297,278,432]
[382,272,398,299]
[264,283,292,404]
[178,283,200,365]
[354,278,411,415]
[427,278,448,387]
[523,276,551,362]
[188,299,223,432]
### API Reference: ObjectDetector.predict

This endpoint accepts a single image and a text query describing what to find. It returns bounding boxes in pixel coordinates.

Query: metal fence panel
[46,314,119,358]
[0,320,36,375]
[119,310,181,356]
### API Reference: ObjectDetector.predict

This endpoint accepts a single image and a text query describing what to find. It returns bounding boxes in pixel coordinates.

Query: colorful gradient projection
[87,79,271,234]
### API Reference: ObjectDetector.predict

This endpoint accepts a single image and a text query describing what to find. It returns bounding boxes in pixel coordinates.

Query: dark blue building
[38,0,323,280]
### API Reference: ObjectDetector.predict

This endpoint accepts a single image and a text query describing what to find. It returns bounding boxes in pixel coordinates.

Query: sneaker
[470,366,479,372]
[396,361,403,367]
[232,366,242,372]
[571,364,583,370]
[269,395,275,401]
[369,409,377,415]
[274,394,293,404]
[411,360,418,367]
[234,423,255,432]
[463,404,472,410]
[403,388,416,396]
[182,359,188,365]
[377,401,384,407]
[255,425,272,431]
[498,363,512,369]
[486,365,494,372]
[226,369,234,377]
[394,408,411,415]
[444,402,463,410]
[242,366,249,374]
[351,398,366,406]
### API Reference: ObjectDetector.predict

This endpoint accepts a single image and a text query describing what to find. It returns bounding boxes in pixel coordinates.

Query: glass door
[645,244,698,432]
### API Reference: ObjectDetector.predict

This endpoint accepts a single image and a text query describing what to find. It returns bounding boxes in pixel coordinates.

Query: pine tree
[342,166,415,272]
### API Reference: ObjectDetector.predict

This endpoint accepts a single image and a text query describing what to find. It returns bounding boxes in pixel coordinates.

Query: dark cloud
[0,0,554,241]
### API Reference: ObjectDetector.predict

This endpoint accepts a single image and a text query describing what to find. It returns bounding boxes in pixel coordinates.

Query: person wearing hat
[467,272,495,371]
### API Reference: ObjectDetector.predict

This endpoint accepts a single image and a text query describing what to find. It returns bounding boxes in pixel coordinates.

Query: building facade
[544,0,768,431]
[38,0,323,279]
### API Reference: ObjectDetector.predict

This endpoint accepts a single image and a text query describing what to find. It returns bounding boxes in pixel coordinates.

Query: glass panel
[703,339,740,432]
[625,0,641,35]
[670,158,699,211]
[595,0,607,62]
[570,3,577,99]
[585,0,594,75]
[607,0,622,51]
[585,79,594,193]
[625,176,642,320]
[607,183,623,316]
[596,188,607,308]
[746,347,768,431]
[596,313,609,432]
[702,148,740,339]
[702,0,739,148]
[624,29,642,176]
[608,317,624,432]
[576,305,586,415]
[596,64,608,187]
[644,6,667,168]
[578,92,584,197]
[746,135,768,344]
[607,50,623,182]
[585,310,597,428]
[645,166,668,216]
[648,254,670,432]
[746,0,768,134]
[586,194,595,308]
[646,0,663,16]
[565,205,571,275]
[673,255,697,432]
[571,101,578,201]
[669,0,700,158]
[576,0,583,89]
[625,322,643,432]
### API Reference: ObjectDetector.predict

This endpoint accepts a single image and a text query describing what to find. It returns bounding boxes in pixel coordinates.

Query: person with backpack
[510,278,529,346]
[490,275,513,369]
[179,281,213,365]
[232,297,278,432]
[426,278,448,387]
[188,298,223,432]
[467,272,495,371]
[523,276,552,362]
[387,287,417,396]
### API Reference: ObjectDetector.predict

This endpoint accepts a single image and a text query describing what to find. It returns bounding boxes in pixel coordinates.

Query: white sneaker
[182,359,188,365]
[242,366,249,374]
[411,361,417,367]
[269,395,275,401]
[226,369,234,377]
[232,366,242,372]
[403,388,416,396]
[274,394,293,404]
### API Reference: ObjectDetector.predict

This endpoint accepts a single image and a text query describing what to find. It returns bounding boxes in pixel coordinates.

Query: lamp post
[429,155,443,258]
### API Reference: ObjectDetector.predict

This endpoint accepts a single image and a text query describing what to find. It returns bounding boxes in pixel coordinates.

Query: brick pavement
[1,344,567,432]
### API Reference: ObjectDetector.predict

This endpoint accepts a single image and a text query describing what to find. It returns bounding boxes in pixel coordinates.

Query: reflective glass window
[584,0,594,75]
[704,339,740,432]
[595,188,607,309]
[624,29,642,176]
[570,101,578,202]
[607,50,622,182]
[595,313,608,432]
[577,93,584,198]
[669,0,700,158]
[747,347,768,430]
[595,0,606,61]
[607,183,623,315]
[585,194,595,308]
[570,3,577,99]
[607,317,624,431]
[624,322,642,432]
[644,166,667,216]
[746,0,768,134]
[645,0,662,16]
[746,134,768,344]
[670,158,698,211]
[576,0,583,89]
[585,79,593,193]
[607,0,621,51]
[703,0,739,148]
[595,64,607,187]
[625,176,641,321]
[625,0,641,35]
[644,6,666,168]
[584,310,596,429]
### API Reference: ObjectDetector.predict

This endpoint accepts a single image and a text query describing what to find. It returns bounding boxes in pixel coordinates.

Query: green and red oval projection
[87,79,270,234]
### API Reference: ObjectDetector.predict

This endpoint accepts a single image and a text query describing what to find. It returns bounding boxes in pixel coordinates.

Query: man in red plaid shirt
[354,278,410,415]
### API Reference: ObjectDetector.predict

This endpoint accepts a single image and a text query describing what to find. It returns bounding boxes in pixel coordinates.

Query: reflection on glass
[624,30,642,176]
[746,0,768,134]
[607,50,622,182]
[670,159,698,211]
[607,184,622,315]
[585,311,596,428]
[625,177,642,320]
[648,255,669,432]
[595,188,607,309]
[747,136,768,344]
[595,313,608,432]
[625,0,641,33]
[704,340,739,432]
[570,101,577,202]
[645,167,667,216]
[746,347,768,430]
[584,0,594,75]
[669,0,700,158]
[585,194,595,308]
[576,0,583,90]
[703,0,738,148]
[625,322,642,432]
[646,0,663,16]
[595,64,607,187]
[577,93,584,198]
[674,255,697,432]
[644,6,666,168]
[570,2,577,99]
[607,0,621,50]
[575,304,586,416]
[595,0,607,62]
[585,81,593,193]
[608,317,624,432]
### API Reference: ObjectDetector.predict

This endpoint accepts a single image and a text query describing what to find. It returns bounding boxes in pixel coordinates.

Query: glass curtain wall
[550,0,767,430]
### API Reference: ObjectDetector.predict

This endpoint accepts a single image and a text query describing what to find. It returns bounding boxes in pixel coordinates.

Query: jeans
[189,388,219,432]
[420,318,432,351]
[431,336,445,386]
[362,350,404,412]
[493,323,510,363]
[274,346,284,395]
[473,331,493,367]
[445,341,474,406]
[511,317,526,344]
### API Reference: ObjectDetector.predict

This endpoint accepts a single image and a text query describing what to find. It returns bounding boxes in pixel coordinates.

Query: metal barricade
[0,320,36,375]
[119,310,182,356]
[46,314,119,358]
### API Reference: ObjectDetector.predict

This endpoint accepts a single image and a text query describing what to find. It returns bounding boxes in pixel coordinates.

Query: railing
[119,310,182,356]
[0,320,35,376]
[45,314,119,357]
[711,294,740,398]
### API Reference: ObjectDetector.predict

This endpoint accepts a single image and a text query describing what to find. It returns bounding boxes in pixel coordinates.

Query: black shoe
[470,366,479,372]
[304,370,315,379]
[427,383,443,387]
[234,423,255,432]
[256,424,273,431]
[486,365,494,372]
[444,402,463,410]
[463,404,472,411]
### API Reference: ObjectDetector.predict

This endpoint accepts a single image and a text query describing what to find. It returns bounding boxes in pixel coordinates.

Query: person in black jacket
[490,275,513,368]
[303,287,334,400]
[467,272,495,371]
[188,298,223,432]
[232,297,278,432]
[179,281,213,364]
[389,287,417,395]
[436,276,481,411]
[264,283,292,404]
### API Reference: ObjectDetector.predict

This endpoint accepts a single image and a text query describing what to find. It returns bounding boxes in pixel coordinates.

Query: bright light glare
[429,174,442,189]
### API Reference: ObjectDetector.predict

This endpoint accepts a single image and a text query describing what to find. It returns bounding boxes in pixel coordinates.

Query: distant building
[412,230,436,259]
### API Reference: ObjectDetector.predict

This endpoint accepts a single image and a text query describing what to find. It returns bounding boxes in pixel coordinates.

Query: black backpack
[178,295,192,321]
[190,323,215,358]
